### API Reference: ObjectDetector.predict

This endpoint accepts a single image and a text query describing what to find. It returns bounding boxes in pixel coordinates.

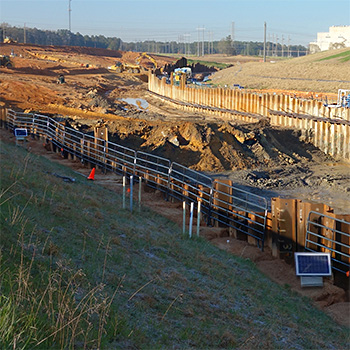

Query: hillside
[210,48,350,94]
[0,138,349,349]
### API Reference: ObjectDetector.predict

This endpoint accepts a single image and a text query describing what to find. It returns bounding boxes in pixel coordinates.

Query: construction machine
[135,52,157,69]
[3,37,17,44]
[108,61,141,73]
[0,55,13,68]
[324,89,350,108]
[173,67,192,85]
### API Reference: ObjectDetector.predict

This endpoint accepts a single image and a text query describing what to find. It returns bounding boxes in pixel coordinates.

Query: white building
[309,25,350,53]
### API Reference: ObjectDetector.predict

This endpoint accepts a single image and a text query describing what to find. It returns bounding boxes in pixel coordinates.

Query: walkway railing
[306,211,350,274]
[3,109,349,275]
[5,110,268,249]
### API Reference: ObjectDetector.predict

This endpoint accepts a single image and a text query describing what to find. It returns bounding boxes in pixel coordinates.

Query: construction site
[1,42,350,332]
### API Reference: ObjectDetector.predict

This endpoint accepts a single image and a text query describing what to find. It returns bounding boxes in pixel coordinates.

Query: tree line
[0,24,308,57]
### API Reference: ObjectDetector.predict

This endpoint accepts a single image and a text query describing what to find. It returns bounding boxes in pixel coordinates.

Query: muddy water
[119,98,149,111]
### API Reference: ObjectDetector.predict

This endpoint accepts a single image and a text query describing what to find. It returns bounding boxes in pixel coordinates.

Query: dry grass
[210,48,350,93]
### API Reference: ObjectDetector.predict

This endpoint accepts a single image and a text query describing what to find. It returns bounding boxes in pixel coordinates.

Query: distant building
[309,25,350,53]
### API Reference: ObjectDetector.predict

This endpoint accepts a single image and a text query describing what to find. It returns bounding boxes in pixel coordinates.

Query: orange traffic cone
[87,168,95,180]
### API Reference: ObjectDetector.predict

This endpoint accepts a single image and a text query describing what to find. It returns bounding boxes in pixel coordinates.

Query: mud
[1,43,350,215]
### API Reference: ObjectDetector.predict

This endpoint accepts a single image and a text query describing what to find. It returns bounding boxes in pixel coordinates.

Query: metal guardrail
[306,211,350,274]
[6,110,269,249]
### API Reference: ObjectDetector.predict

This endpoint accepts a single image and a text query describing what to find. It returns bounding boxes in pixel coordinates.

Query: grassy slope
[210,48,350,93]
[0,139,349,349]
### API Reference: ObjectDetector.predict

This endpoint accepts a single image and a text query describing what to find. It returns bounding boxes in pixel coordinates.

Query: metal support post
[189,202,194,238]
[122,176,126,209]
[197,201,201,237]
[130,175,133,212]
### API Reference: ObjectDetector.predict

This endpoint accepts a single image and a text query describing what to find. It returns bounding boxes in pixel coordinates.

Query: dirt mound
[93,118,325,173]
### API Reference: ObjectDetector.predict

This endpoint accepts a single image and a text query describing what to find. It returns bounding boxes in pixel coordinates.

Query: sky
[1,0,349,46]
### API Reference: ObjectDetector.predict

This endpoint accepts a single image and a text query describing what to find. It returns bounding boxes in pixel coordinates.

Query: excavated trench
[1,43,349,213]
[68,114,350,214]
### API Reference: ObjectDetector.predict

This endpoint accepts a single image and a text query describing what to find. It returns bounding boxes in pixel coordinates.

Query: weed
[0,139,349,349]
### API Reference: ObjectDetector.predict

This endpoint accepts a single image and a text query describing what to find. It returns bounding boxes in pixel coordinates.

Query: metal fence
[6,110,268,249]
[306,211,350,274]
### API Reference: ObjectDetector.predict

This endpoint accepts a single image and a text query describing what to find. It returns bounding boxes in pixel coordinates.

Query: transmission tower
[68,0,72,32]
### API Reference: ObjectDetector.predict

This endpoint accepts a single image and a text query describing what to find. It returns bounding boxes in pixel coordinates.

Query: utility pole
[288,35,291,57]
[68,0,72,32]
[184,33,190,55]
[231,21,235,47]
[281,35,284,57]
[24,23,26,44]
[231,21,235,54]
[263,22,266,62]
[208,30,210,55]
[2,23,6,42]
[197,27,200,56]
[202,26,205,56]
[197,26,205,56]
[275,35,278,56]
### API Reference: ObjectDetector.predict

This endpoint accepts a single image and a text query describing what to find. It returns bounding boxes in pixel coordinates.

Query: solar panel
[295,252,332,277]
[15,128,28,137]
[14,128,28,140]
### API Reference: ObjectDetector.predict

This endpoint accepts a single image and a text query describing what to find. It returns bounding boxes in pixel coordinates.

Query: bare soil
[0,43,349,326]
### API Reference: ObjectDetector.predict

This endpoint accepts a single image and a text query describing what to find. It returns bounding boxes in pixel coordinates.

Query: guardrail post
[183,201,186,235]
[206,187,213,227]
[122,176,126,209]
[138,176,142,209]
[133,154,137,176]
[102,141,107,174]
[189,202,194,238]
[166,163,173,201]
[197,201,201,237]
[81,134,86,165]
[130,175,133,213]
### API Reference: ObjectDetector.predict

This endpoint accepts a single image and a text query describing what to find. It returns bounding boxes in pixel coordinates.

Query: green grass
[0,138,349,349]
[318,50,350,62]
[187,59,232,70]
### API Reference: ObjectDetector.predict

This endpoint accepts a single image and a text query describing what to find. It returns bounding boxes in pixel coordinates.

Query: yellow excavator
[135,52,157,69]
[108,52,157,74]
[3,37,17,44]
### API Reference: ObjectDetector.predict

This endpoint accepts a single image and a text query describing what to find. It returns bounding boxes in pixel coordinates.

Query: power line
[263,22,266,62]
[196,26,205,56]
